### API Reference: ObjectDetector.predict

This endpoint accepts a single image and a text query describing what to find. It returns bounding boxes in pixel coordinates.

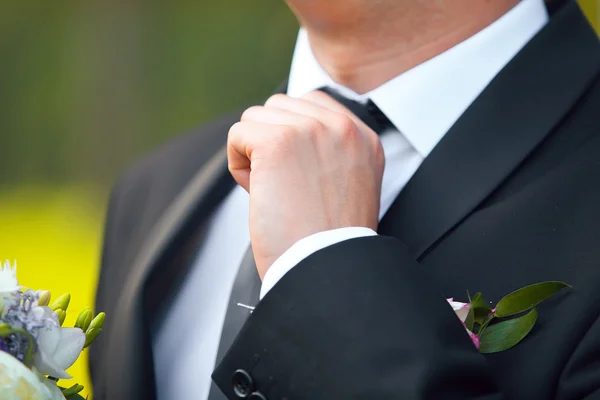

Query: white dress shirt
[153,1,548,398]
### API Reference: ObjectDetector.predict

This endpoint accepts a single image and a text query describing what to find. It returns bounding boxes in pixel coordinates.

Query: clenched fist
[228,90,385,278]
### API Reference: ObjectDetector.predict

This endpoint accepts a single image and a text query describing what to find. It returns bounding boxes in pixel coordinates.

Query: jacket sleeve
[212,236,503,399]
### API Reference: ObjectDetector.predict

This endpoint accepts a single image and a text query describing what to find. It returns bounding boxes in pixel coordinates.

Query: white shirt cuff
[260,227,378,299]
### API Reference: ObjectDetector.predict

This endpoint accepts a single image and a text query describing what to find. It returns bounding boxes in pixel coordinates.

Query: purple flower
[1,291,58,338]
[0,336,8,352]
[0,290,58,365]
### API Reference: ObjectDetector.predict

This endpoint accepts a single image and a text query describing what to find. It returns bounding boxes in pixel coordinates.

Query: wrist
[260,227,378,299]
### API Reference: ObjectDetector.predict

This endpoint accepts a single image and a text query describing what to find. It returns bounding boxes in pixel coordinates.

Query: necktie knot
[319,87,394,134]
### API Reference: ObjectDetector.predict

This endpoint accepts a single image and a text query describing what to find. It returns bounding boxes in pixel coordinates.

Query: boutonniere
[447,281,571,353]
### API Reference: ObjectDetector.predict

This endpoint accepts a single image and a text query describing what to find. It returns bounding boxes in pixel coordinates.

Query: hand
[228,91,385,278]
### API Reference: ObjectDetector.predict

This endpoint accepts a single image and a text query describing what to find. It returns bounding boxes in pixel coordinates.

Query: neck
[288,0,521,94]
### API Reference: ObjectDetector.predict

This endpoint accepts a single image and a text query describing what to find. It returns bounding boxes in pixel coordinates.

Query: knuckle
[274,125,297,146]
[302,90,325,102]
[365,130,385,172]
[264,93,288,107]
[304,117,325,136]
[241,106,262,121]
[332,114,358,140]
[228,120,246,136]
[373,139,385,169]
[269,128,297,159]
[227,121,243,141]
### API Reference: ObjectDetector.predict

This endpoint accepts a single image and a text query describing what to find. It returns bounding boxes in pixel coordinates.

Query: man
[91,0,600,398]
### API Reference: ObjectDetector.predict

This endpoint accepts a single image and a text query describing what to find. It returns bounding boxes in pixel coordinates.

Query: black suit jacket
[91,3,600,399]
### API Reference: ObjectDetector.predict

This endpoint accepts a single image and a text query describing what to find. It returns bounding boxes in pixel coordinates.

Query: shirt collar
[286,0,549,157]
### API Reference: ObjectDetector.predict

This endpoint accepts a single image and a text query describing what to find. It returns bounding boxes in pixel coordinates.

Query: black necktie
[208,88,394,400]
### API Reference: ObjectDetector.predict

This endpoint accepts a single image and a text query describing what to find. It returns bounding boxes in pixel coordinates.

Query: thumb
[227,120,281,192]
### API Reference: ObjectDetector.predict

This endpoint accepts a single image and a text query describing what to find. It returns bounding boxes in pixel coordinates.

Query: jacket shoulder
[114,110,240,225]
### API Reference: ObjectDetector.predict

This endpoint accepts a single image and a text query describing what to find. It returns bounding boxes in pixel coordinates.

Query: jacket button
[247,392,268,400]
[232,369,254,398]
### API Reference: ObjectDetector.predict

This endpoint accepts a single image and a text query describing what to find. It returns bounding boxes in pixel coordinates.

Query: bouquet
[0,260,105,400]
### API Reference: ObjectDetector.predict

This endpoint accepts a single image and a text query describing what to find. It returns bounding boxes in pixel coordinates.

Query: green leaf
[64,394,87,400]
[465,306,475,332]
[478,314,495,336]
[61,383,85,397]
[479,307,538,353]
[464,292,482,332]
[494,281,570,318]
[470,293,493,324]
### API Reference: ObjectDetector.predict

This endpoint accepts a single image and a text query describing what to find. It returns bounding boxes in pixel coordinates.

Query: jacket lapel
[378,2,600,259]
[105,147,234,399]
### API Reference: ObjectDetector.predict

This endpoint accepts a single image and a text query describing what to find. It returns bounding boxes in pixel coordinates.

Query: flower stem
[478,314,496,336]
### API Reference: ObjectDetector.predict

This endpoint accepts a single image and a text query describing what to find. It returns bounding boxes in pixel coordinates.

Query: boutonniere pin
[447,281,571,353]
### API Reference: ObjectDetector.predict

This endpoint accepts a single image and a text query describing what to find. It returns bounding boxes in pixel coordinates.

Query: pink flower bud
[469,330,481,350]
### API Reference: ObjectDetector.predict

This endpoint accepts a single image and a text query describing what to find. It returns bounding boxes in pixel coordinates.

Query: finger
[303,90,356,114]
[241,105,318,128]
[227,122,269,192]
[302,90,375,134]
[227,121,281,192]
[264,94,363,139]
[264,93,336,121]
[266,93,373,137]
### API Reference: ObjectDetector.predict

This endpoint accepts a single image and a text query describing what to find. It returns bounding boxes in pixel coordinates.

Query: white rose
[0,350,63,400]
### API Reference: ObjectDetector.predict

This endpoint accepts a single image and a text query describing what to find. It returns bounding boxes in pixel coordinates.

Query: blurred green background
[0,1,598,397]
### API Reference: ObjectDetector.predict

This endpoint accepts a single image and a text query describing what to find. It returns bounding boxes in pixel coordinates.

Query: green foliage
[465,292,493,332]
[494,281,570,318]
[471,292,493,324]
[469,281,570,353]
[0,1,298,187]
[480,308,538,353]
[61,383,85,397]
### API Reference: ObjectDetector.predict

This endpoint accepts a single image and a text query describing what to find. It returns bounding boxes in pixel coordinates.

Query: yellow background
[0,2,598,398]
